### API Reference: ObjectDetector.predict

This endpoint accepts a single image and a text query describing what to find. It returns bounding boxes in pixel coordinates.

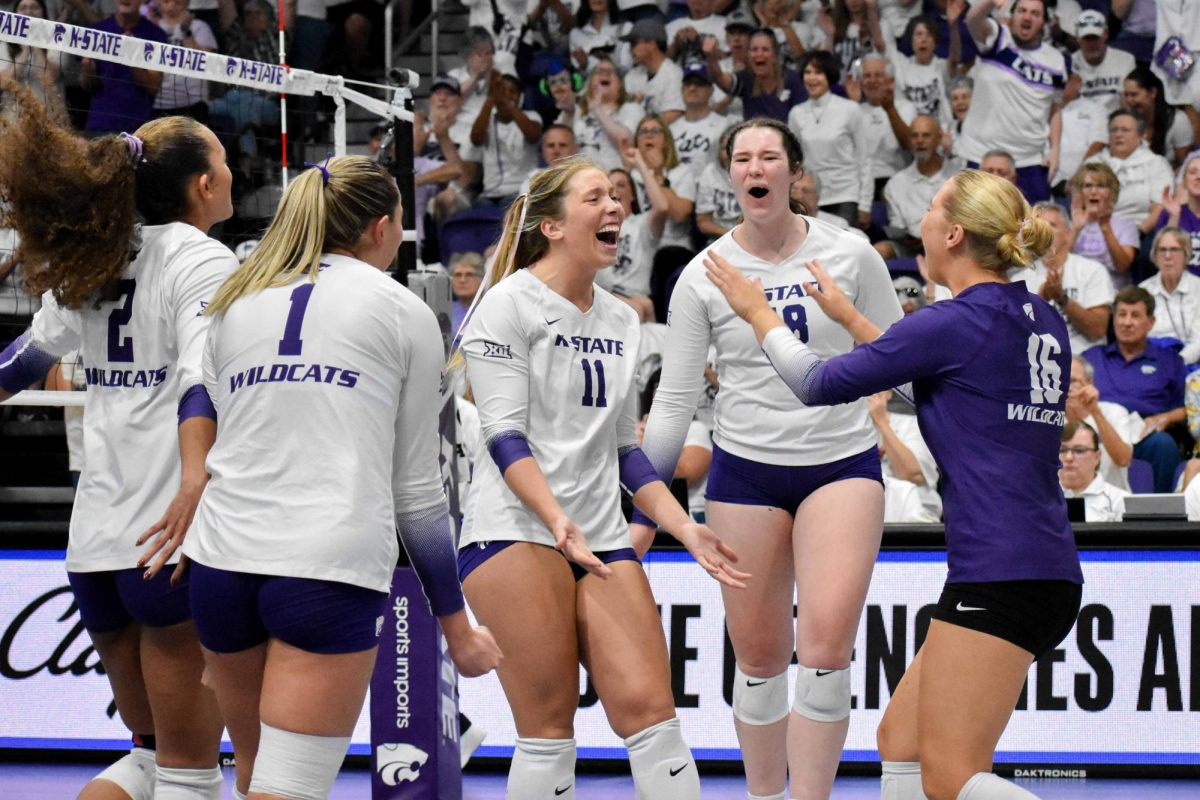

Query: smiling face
[549,167,625,269]
[608,169,636,216]
[802,61,830,99]
[729,125,798,220]
[1121,79,1153,116]
[950,85,972,119]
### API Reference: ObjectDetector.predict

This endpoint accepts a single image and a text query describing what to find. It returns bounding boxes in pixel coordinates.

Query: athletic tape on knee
[249,722,350,800]
[731,665,790,726]
[93,748,156,800]
[624,718,699,800]
[153,765,222,800]
[955,772,1039,800]
[881,761,927,800]
[508,737,576,800]
[791,664,851,722]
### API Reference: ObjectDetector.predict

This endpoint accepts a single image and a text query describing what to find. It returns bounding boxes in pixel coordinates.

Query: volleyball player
[707,169,1083,800]
[155,156,500,800]
[0,78,233,799]
[454,157,747,800]
[634,118,902,800]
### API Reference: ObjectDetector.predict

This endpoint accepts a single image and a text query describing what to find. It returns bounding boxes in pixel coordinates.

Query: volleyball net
[0,9,422,408]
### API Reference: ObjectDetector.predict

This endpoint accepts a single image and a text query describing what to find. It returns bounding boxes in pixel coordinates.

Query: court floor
[2,763,1198,798]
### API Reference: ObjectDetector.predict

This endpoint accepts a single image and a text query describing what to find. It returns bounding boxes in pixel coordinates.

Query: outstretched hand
[801,259,856,326]
[551,515,613,578]
[677,522,751,589]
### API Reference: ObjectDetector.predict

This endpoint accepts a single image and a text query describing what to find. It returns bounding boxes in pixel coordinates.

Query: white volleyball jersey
[184,255,448,593]
[459,269,641,552]
[643,216,904,476]
[21,223,236,572]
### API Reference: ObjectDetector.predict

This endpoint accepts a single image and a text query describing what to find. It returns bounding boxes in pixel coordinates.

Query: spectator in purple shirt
[81,0,169,135]
[703,28,806,123]
[707,169,1082,800]
[1157,152,1200,277]
[1083,286,1187,493]
[1069,161,1139,290]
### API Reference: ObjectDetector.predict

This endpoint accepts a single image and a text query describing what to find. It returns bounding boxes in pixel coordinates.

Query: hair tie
[303,152,333,186]
[118,132,145,168]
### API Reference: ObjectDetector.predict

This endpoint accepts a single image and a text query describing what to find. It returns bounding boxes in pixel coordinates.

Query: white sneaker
[460,720,487,768]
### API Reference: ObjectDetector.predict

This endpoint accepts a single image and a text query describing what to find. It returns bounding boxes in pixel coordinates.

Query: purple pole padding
[371,567,462,800]
[177,384,217,423]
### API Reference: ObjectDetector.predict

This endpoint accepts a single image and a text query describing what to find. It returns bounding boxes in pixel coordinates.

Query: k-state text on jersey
[554,333,625,356]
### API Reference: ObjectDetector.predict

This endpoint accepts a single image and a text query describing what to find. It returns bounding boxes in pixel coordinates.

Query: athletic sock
[956,772,1039,799]
[881,760,927,800]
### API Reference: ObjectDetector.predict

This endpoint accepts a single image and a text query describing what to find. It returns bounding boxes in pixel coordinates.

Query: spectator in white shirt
[152,0,218,120]
[848,53,917,196]
[621,18,686,124]
[469,60,543,205]
[448,27,496,128]
[1053,93,1108,190]
[1067,355,1141,492]
[1121,67,1198,169]
[787,50,872,226]
[888,14,954,124]
[554,56,643,172]
[695,124,741,243]
[882,115,962,258]
[1140,227,1200,365]
[961,0,1065,204]
[1095,109,1174,235]
[570,0,622,71]
[1060,421,1129,522]
[1015,202,1114,356]
[1069,10,1135,115]
[625,113,697,251]
[666,0,729,62]
[671,60,730,172]
[870,389,942,522]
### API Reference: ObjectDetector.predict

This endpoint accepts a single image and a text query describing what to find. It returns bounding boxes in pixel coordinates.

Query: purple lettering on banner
[370,569,461,800]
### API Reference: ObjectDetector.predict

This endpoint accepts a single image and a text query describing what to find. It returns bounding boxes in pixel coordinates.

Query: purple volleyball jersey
[809,281,1083,585]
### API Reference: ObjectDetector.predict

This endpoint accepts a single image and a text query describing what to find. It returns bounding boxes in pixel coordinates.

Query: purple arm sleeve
[618,445,660,495]
[0,331,60,394]
[396,503,466,617]
[177,384,216,424]
[487,431,533,473]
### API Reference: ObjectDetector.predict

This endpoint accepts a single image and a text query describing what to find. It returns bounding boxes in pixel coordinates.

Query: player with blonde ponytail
[707,170,1083,800]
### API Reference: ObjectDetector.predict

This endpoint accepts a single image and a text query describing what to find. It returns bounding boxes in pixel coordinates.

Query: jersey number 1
[1026,333,1063,405]
[580,359,607,408]
[278,284,315,356]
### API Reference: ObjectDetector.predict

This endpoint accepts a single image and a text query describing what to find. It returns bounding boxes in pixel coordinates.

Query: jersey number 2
[580,359,607,408]
[1026,333,1063,405]
[106,279,136,363]
[278,284,315,356]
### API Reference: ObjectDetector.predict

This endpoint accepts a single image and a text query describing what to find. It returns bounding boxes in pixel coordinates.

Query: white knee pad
[153,765,222,800]
[732,665,790,726]
[249,722,350,800]
[882,761,927,800]
[791,664,851,723]
[624,718,698,800]
[748,792,787,800]
[507,737,576,800]
[94,748,156,800]
[956,772,1039,799]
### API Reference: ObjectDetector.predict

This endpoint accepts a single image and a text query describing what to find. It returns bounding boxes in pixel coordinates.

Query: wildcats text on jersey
[553,333,625,356]
[1007,403,1066,426]
[84,366,168,388]
[228,362,360,393]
